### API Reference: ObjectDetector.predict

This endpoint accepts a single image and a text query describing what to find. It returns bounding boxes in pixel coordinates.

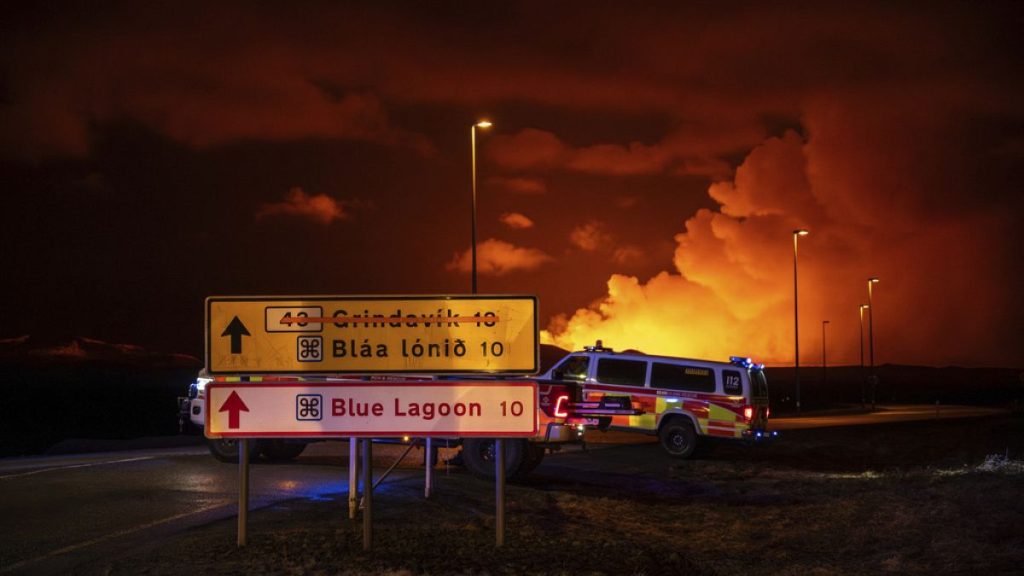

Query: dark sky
[3,2,1023,367]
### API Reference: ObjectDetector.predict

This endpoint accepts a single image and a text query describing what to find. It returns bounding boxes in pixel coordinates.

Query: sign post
[362,438,372,551]
[238,438,249,547]
[424,437,433,499]
[205,293,540,550]
[204,380,538,549]
[348,438,358,520]
[496,439,505,547]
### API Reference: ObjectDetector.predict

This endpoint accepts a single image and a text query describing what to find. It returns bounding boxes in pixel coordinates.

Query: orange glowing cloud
[446,238,552,276]
[485,129,566,171]
[486,176,547,195]
[488,123,766,179]
[569,221,610,251]
[499,212,535,229]
[612,246,647,266]
[566,142,669,176]
[256,187,348,225]
[0,10,441,161]
[546,97,1024,367]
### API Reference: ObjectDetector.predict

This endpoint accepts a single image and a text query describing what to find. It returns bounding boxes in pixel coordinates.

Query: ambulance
[541,342,773,458]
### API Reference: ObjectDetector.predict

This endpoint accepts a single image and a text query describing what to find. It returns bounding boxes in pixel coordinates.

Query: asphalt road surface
[0,404,1005,574]
[0,445,422,575]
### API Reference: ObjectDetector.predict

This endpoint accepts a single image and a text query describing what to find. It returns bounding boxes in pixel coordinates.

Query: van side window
[722,369,743,395]
[596,359,648,387]
[555,355,590,381]
[651,363,716,393]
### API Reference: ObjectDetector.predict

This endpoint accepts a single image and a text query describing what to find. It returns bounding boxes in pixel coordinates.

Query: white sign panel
[205,381,538,438]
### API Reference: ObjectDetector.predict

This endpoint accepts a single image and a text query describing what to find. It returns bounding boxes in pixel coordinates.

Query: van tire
[462,438,526,479]
[519,443,546,473]
[659,418,698,459]
[207,438,261,463]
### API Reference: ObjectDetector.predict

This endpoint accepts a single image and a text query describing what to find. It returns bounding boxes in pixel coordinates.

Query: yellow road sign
[205,295,538,375]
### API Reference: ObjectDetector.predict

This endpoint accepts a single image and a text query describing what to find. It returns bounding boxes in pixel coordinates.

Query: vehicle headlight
[196,377,213,392]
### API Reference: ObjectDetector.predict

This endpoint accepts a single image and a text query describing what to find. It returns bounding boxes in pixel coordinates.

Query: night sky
[3,2,1023,367]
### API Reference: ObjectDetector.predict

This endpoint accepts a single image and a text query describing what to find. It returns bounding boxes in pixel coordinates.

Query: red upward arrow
[219,390,249,429]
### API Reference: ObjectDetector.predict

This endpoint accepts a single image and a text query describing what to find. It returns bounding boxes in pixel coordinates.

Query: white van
[542,342,773,458]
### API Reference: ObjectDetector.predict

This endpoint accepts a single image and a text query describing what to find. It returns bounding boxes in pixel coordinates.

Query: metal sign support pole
[348,437,358,520]
[238,439,250,547]
[495,438,505,547]
[362,438,373,551]
[424,437,433,499]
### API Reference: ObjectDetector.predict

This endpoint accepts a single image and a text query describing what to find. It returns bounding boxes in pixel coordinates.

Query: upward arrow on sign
[221,316,250,354]
[218,391,249,429]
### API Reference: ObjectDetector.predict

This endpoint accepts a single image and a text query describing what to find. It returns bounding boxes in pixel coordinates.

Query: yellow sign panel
[206,295,538,375]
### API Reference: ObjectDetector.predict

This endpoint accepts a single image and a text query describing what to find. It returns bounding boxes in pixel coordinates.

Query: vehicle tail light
[743,406,754,422]
[554,394,569,418]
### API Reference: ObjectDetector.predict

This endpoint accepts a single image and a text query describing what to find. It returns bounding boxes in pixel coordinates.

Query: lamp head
[869,277,880,283]
[475,120,493,129]
[794,229,810,237]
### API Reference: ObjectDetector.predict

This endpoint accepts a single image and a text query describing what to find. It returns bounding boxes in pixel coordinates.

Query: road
[0,444,422,575]
[0,404,1005,574]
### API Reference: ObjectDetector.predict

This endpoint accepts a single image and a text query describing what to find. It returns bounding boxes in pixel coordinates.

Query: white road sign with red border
[204,381,538,438]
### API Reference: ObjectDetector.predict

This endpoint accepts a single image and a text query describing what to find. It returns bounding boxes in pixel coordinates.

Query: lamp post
[821,320,830,393]
[470,120,492,295]
[472,119,504,544]
[867,277,880,409]
[859,304,869,407]
[793,229,810,412]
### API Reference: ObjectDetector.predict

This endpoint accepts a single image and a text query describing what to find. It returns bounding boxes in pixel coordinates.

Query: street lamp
[471,120,504,544]
[859,304,869,406]
[867,277,880,408]
[821,320,830,392]
[793,228,810,412]
[470,120,492,295]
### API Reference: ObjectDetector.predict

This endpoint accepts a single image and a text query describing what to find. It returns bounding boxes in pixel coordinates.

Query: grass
[86,416,1024,575]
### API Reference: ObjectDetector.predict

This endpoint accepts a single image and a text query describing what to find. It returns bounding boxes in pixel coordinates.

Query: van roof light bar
[729,356,757,369]
[583,339,613,353]
[729,356,765,370]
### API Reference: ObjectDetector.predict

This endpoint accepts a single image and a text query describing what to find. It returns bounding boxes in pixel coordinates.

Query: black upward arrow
[221,316,250,354]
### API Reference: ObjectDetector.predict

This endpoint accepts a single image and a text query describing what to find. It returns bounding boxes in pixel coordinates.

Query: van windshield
[553,355,589,381]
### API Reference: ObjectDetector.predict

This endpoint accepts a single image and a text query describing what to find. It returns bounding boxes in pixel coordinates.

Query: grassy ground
[85,416,1024,575]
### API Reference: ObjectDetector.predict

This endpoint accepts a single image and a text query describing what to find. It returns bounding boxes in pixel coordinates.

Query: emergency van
[541,342,772,458]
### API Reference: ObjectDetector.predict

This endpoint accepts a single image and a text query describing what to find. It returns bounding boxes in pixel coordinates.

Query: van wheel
[462,438,525,479]
[659,418,698,459]
[261,441,306,462]
[207,438,261,463]
[519,444,546,474]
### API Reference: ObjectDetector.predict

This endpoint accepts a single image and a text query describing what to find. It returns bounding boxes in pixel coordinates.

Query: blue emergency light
[729,356,765,370]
